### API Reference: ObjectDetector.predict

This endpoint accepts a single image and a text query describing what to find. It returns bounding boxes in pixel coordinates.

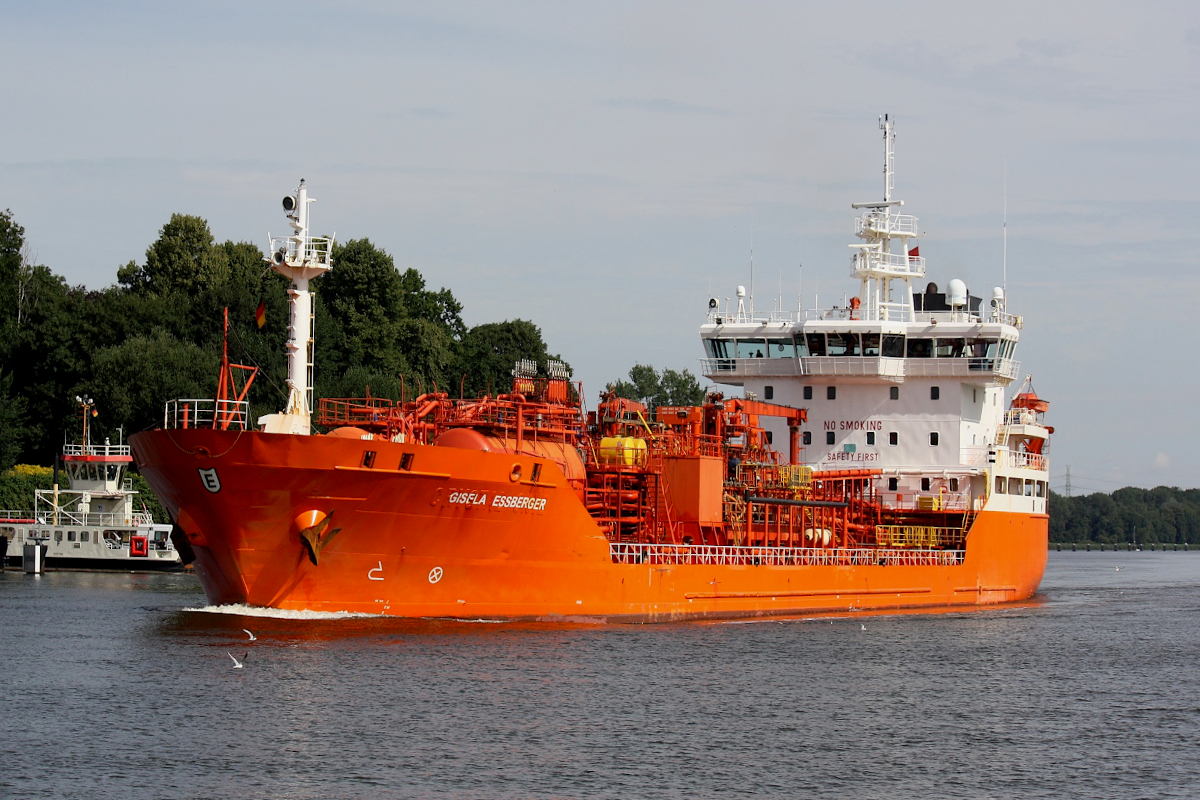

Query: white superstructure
[699,116,1050,517]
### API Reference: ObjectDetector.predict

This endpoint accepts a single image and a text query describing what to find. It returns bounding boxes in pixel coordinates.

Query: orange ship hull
[131,428,1047,621]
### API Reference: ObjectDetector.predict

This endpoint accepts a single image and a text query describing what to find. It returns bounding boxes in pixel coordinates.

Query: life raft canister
[130,535,149,557]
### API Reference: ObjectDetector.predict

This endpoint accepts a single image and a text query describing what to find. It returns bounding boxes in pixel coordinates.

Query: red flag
[255,301,266,329]
[908,245,920,261]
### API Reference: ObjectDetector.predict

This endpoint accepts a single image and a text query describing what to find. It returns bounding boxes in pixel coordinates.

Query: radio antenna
[1003,161,1008,300]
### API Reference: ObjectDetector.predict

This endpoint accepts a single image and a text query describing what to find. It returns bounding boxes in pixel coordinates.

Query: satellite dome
[947,279,967,307]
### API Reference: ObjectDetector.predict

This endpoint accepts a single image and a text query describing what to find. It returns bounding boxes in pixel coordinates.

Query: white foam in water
[183,603,382,620]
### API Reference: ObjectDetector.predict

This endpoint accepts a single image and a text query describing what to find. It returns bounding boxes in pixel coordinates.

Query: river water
[2,552,1198,799]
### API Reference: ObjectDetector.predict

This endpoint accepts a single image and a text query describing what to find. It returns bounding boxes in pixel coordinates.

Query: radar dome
[947,279,967,307]
[736,285,746,298]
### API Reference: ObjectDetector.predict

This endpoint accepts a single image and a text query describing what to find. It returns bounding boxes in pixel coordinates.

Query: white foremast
[259,180,334,436]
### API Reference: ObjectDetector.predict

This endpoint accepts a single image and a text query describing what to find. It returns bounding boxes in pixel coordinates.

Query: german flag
[255,301,266,329]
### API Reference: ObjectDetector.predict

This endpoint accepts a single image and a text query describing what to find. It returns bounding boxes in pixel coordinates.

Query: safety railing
[852,248,926,278]
[801,356,905,379]
[699,358,803,379]
[62,443,132,458]
[163,399,252,430]
[875,525,965,548]
[267,234,334,268]
[855,212,919,238]
[609,541,965,567]
[1007,451,1047,471]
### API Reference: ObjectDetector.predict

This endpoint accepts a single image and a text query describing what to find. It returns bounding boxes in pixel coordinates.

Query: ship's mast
[849,114,922,322]
[259,180,334,436]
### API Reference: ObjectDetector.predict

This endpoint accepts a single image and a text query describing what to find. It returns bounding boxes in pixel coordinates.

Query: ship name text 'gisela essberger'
[130,116,1051,621]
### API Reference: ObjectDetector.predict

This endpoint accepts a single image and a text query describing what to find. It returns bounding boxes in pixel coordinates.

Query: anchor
[297,509,342,566]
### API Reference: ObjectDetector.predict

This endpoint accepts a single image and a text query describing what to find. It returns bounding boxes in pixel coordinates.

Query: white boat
[1,408,182,571]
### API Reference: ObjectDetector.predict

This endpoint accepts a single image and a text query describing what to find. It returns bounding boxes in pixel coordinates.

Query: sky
[2,1,1198,490]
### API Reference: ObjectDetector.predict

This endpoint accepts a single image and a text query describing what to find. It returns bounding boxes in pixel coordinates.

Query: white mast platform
[258,180,334,436]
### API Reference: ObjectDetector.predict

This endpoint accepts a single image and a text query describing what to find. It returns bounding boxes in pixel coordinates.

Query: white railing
[610,541,965,567]
[30,510,154,527]
[163,399,252,430]
[904,358,1020,379]
[1007,451,1048,472]
[1003,408,1044,426]
[989,310,1023,328]
[0,509,35,521]
[801,356,905,379]
[855,212,919,238]
[62,442,132,458]
[852,249,925,278]
[699,358,803,379]
[267,234,333,269]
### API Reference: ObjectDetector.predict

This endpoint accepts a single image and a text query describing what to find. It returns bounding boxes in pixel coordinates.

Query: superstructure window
[862,333,880,357]
[907,338,933,358]
[929,432,939,446]
[764,385,773,400]
[67,530,76,542]
[793,334,809,357]
[765,431,773,445]
[806,333,827,356]
[866,432,875,446]
[826,431,835,445]
[1009,478,1022,495]
[803,431,812,445]
[803,386,813,400]
[890,386,899,400]
[888,477,898,491]
[935,338,966,358]
[996,476,1006,494]
[826,332,860,357]
[889,432,898,446]
[1036,481,1047,498]
[930,386,940,400]
[765,339,795,358]
[950,478,959,492]
[882,334,905,357]
[827,386,836,400]
[737,339,767,358]
[921,478,931,491]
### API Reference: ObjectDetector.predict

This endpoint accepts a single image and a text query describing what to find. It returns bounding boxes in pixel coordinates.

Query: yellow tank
[597,437,647,466]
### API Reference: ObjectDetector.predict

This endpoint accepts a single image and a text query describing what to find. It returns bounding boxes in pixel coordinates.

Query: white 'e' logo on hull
[198,468,221,493]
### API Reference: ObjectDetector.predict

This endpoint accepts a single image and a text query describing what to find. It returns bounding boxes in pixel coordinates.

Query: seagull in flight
[861,623,866,631]
[228,652,246,669]
[1115,567,1122,572]
[243,629,257,641]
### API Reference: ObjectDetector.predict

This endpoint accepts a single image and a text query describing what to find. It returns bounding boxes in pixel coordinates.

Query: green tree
[610,364,706,410]
[456,319,562,397]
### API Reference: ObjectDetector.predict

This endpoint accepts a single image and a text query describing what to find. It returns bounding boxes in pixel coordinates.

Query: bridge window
[737,339,766,358]
[1009,478,1023,495]
[1036,481,1047,498]
[935,338,966,358]
[806,333,827,357]
[793,334,809,357]
[906,338,933,358]
[765,339,795,358]
[705,339,732,359]
[882,334,905,357]
[996,476,1006,494]
[862,333,880,356]
[827,333,860,357]
[826,431,835,445]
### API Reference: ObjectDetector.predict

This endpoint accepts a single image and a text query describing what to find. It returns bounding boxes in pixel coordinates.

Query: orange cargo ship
[131,119,1051,621]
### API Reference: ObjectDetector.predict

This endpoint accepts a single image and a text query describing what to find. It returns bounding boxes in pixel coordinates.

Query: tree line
[1049,487,1200,545]
[0,208,577,469]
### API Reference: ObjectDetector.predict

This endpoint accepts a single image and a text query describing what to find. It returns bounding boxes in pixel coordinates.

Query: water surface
[2,552,1198,799]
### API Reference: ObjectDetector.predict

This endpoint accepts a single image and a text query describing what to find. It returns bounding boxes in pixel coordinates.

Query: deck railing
[163,399,252,430]
[609,541,965,567]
